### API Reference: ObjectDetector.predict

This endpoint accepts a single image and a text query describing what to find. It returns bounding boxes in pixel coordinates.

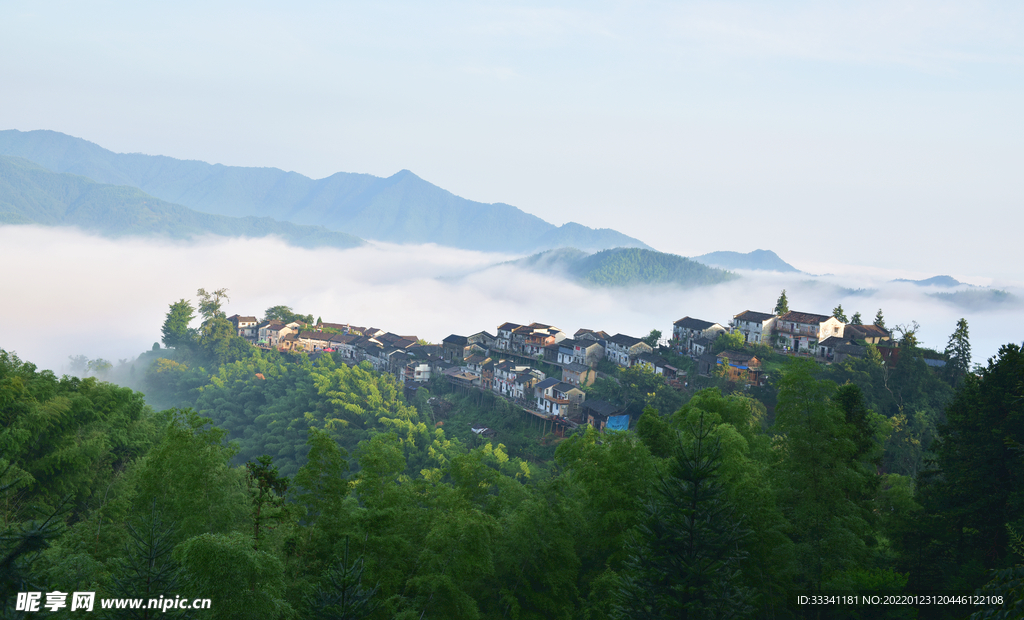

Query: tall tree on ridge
[774,290,789,316]
[945,318,971,388]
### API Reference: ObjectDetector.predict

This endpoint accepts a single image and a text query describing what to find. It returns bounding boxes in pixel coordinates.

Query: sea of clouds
[2,225,1020,375]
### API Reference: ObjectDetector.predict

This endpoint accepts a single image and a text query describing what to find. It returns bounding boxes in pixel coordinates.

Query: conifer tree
[106,506,191,619]
[774,290,789,315]
[850,312,863,325]
[614,412,752,619]
[945,318,971,388]
[873,309,886,329]
[304,537,380,620]
[832,304,848,323]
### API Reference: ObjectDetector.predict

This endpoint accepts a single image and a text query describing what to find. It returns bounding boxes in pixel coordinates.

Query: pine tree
[774,290,789,316]
[614,413,752,620]
[832,304,848,323]
[945,318,971,388]
[873,309,886,329]
[304,537,380,620]
[850,312,863,325]
[106,506,191,619]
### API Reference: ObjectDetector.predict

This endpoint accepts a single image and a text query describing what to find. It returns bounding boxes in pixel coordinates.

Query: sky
[2,1,1022,279]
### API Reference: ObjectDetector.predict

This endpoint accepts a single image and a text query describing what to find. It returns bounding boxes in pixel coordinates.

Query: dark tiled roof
[636,352,669,366]
[819,336,853,347]
[779,311,833,325]
[497,322,522,332]
[674,316,717,330]
[734,310,774,323]
[443,334,469,346]
[563,362,589,373]
[535,377,560,390]
[717,350,757,363]
[552,382,577,394]
[846,324,890,338]
[583,399,621,417]
[608,333,643,347]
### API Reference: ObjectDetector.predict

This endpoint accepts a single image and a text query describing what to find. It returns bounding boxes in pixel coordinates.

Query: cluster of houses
[226,305,900,432]
[671,309,898,385]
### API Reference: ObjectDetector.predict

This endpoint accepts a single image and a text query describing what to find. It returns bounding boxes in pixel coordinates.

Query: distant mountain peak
[691,249,799,273]
[892,275,965,288]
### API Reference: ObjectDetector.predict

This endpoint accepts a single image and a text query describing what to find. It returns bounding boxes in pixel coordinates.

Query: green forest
[3,297,1023,619]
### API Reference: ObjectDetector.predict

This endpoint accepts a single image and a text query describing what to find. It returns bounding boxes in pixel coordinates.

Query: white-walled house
[774,311,845,354]
[604,334,653,367]
[672,317,727,355]
[732,311,777,345]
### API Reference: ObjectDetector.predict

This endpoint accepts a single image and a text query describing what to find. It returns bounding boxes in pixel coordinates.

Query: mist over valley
[2,225,1017,379]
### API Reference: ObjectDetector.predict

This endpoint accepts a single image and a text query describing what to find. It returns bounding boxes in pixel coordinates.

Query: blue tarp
[606,414,630,431]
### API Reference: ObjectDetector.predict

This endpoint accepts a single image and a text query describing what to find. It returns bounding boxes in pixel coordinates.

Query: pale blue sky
[3,1,1022,278]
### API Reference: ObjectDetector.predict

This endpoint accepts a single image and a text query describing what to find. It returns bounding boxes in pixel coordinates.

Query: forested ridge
[3,298,1024,619]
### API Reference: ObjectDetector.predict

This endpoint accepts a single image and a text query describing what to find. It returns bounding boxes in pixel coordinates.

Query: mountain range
[0,129,649,253]
[0,156,364,248]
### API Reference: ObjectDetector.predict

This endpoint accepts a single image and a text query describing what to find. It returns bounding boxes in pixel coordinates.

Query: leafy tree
[174,531,292,620]
[614,411,752,619]
[555,427,657,607]
[196,287,229,322]
[833,304,848,323]
[130,409,248,542]
[198,316,246,366]
[246,455,290,551]
[264,305,313,324]
[874,309,886,329]
[945,318,971,387]
[586,364,683,418]
[642,329,662,348]
[161,299,197,349]
[891,321,920,349]
[635,408,675,459]
[774,290,789,315]
[850,312,863,325]
[773,361,876,593]
[712,330,745,355]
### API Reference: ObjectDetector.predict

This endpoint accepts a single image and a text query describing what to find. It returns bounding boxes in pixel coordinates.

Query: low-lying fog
[2,225,1021,376]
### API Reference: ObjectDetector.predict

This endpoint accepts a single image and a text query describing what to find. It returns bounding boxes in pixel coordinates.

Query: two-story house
[604,334,653,367]
[731,311,777,345]
[495,323,522,352]
[534,379,585,417]
[227,315,259,341]
[672,317,727,355]
[774,311,845,354]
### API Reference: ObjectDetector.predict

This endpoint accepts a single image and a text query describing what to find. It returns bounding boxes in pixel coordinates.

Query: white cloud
[1,226,1018,377]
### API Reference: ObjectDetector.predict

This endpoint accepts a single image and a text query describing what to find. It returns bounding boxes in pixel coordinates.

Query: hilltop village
[226,298,933,434]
